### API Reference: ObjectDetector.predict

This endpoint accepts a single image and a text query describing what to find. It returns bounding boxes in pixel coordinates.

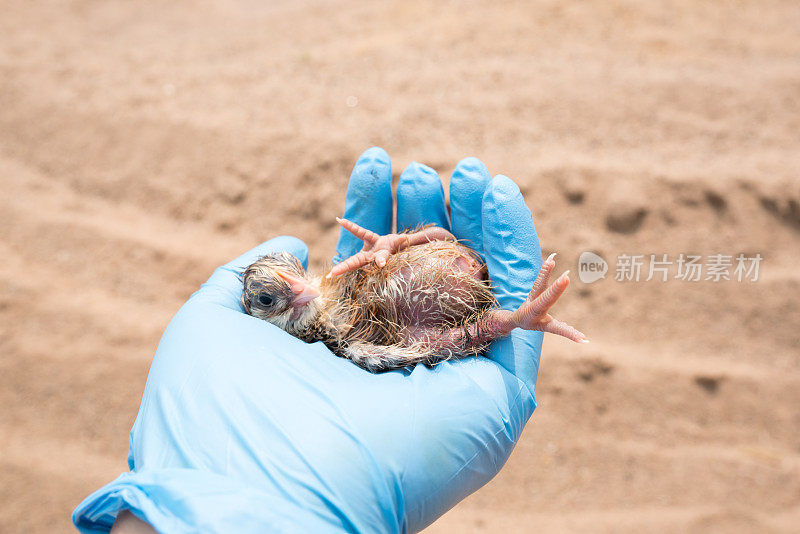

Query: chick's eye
[257,294,274,307]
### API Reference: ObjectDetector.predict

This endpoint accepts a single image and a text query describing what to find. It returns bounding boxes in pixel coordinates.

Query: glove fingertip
[334,148,393,262]
[396,161,450,232]
[359,146,390,163]
[351,147,392,196]
[450,157,491,255]
[483,174,522,205]
[453,156,490,178]
[398,160,432,181]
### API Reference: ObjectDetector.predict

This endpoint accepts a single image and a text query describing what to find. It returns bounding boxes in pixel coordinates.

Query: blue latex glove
[73,148,545,533]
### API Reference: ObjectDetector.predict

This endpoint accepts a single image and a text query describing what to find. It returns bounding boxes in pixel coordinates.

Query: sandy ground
[2,0,800,532]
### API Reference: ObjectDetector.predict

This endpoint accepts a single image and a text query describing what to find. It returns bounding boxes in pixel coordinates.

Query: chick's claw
[529,252,557,300]
[336,217,381,247]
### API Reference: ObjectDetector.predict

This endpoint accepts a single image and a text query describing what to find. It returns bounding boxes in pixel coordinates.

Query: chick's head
[241,252,320,329]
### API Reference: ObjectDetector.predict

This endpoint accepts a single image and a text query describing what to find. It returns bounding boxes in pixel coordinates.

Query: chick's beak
[275,270,320,306]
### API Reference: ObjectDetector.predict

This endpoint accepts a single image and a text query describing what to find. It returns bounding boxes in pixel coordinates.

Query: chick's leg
[328,218,456,277]
[406,254,588,352]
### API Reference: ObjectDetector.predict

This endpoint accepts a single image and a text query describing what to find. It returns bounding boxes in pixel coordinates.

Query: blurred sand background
[2,0,800,532]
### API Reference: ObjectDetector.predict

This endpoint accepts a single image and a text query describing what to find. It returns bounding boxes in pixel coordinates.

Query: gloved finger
[482,175,544,393]
[333,147,393,264]
[449,157,492,261]
[396,162,451,232]
[193,236,309,311]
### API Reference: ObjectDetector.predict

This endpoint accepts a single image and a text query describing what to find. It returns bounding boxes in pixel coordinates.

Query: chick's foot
[494,253,588,343]
[327,217,456,277]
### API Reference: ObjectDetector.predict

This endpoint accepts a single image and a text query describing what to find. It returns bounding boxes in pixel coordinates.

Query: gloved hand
[73,148,545,533]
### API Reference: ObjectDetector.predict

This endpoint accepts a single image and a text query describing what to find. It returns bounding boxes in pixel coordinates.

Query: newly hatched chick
[242,219,587,372]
